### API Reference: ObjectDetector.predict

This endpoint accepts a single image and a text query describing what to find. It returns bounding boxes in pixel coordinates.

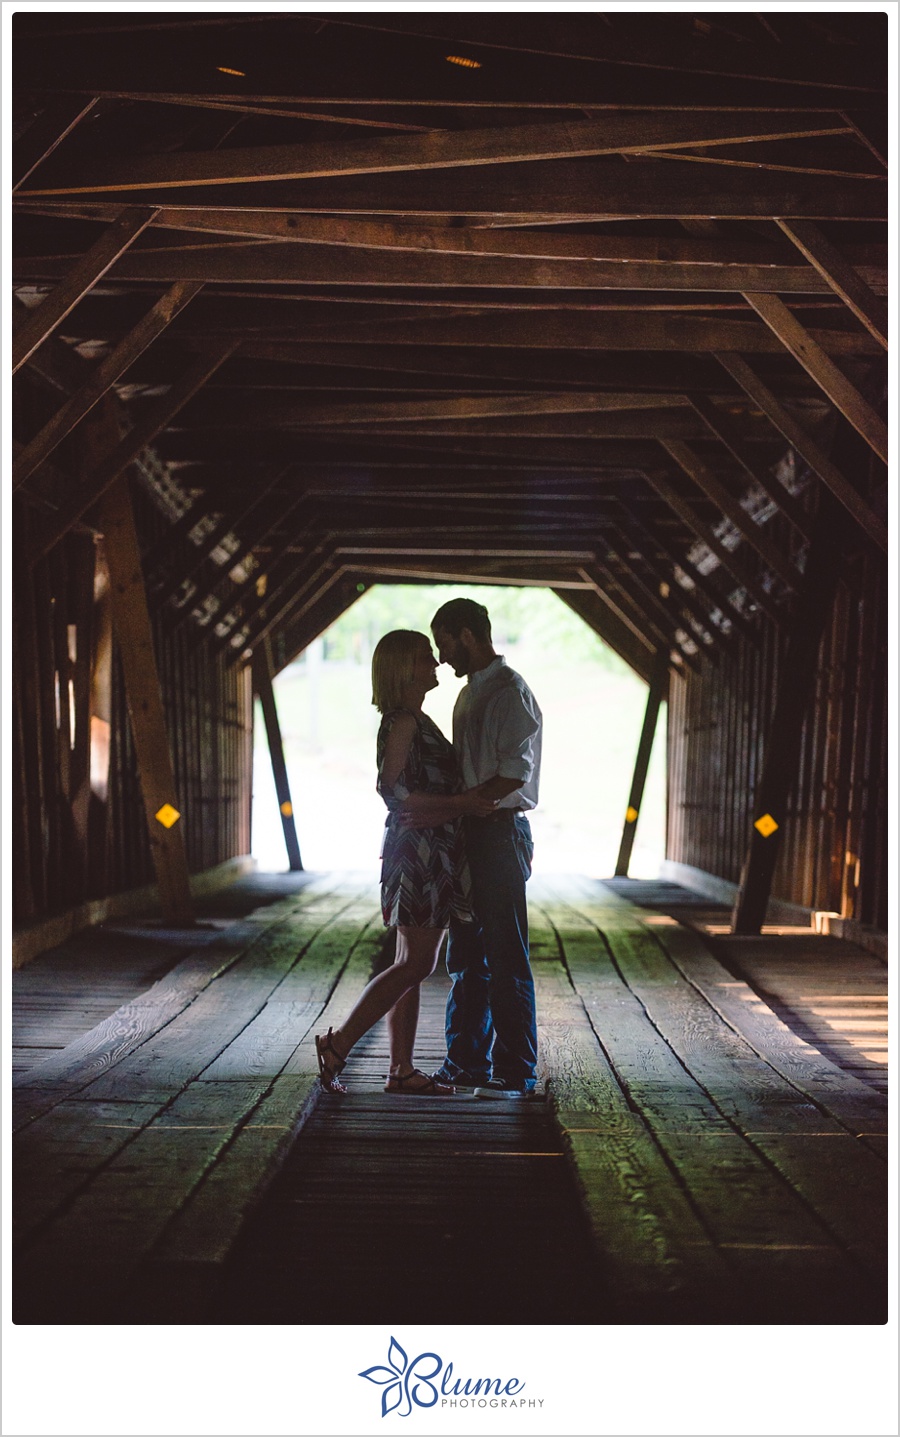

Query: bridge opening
[251,584,666,878]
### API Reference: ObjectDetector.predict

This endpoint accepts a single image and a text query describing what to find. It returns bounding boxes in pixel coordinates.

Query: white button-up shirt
[452,656,542,810]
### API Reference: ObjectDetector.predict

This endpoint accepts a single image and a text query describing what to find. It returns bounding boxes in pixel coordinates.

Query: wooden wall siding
[667,517,887,929]
[12,482,253,925]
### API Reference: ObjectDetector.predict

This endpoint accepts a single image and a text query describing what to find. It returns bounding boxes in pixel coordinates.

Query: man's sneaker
[473,1079,536,1100]
[431,1067,485,1091]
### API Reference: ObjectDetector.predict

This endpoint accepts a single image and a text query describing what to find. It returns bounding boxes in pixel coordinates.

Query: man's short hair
[371,629,430,713]
[431,597,492,643]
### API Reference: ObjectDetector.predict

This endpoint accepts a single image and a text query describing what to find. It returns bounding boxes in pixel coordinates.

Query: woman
[315,630,495,1096]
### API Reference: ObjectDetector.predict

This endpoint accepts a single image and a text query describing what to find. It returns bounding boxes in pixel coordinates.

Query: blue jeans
[443,813,537,1089]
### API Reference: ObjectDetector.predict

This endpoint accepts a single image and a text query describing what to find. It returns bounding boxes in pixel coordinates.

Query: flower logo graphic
[359,1336,442,1418]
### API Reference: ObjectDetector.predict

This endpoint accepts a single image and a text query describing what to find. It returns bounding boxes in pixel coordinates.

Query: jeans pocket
[514,824,534,881]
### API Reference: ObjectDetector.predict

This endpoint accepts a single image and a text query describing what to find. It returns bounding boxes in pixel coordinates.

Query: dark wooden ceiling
[12,11,888,681]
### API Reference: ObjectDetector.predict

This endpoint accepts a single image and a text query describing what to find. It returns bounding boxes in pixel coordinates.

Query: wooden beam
[15,240,887,297]
[775,219,888,348]
[12,208,159,373]
[13,280,203,491]
[659,439,799,589]
[165,494,311,635]
[12,96,99,191]
[616,497,759,644]
[17,202,887,271]
[229,310,881,356]
[615,648,669,877]
[95,475,194,925]
[252,643,303,872]
[231,557,343,664]
[715,352,888,552]
[166,390,691,431]
[26,344,235,565]
[612,506,739,649]
[152,465,292,608]
[640,472,781,624]
[18,112,852,195]
[14,161,887,222]
[687,391,813,538]
[742,292,888,464]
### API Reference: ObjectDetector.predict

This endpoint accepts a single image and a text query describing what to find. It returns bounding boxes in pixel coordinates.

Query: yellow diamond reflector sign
[280,801,293,818]
[625,806,639,824]
[155,803,181,829]
[754,813,778,838]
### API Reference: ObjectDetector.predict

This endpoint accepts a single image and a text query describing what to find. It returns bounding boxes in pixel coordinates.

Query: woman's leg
[328,926,446,1071]
[387,982,420,1076]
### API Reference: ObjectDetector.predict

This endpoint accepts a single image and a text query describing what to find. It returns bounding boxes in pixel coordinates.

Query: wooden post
[95,474,194,924]
[731,491,847,934]
[252,641,303,871]
[615,648,668,877]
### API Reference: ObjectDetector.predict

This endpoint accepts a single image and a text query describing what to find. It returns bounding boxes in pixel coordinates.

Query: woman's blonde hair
[371,629,430,713]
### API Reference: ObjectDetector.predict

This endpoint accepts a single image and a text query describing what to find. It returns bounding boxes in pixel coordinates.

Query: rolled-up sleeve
[490,687,540,783]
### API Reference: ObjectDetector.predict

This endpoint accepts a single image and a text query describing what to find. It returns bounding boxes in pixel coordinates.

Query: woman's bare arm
[379,712,418,792]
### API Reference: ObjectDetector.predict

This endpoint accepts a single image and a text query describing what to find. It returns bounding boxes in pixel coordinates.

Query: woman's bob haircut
[372,629,431,714]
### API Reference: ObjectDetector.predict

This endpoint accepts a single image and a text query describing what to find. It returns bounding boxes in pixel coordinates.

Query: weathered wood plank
[15,201,887,271]
[535,900,872,1302]
[548,885,886,1275]
[96,473,194,924]
[19,112,852,195]
[742,291,888,463]
[82,888,376,1098]
[528,909,733,1316]
[12,281,203,490]
[12,880,343,1096]
[14,1080,271,1322]
[147,914,384,1282]
[659,438,799,588]
[12,208,157,373]
[776,218,888,347]
[14,241,889,295]
[12,96,99,192]
[655,923,888,1143]
[714,351,888,550]
[28,345,237,565]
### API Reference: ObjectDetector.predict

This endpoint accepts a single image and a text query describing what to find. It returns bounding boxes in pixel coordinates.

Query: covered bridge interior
[10,11,889,1340]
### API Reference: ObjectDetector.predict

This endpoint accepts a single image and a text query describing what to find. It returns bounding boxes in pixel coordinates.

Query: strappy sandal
[315,1027,348,1093]
[384,1068,456,1097]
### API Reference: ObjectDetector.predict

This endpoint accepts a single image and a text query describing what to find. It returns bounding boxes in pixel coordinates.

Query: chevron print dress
[377,708,476,928]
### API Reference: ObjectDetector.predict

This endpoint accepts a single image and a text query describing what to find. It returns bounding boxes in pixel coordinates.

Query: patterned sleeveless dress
[377,708,476,928]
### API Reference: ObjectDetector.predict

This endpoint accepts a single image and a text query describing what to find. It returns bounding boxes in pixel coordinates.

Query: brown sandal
[315,1028,348,1093]
[384,1068,456,1097]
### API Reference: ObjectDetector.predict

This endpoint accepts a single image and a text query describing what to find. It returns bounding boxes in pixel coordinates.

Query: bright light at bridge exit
[252,585,666,876]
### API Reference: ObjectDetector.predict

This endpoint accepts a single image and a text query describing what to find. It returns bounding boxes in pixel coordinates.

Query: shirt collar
[467,655,505,690]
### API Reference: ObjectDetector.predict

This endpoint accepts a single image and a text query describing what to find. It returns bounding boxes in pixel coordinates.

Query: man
[429,597,542,1099]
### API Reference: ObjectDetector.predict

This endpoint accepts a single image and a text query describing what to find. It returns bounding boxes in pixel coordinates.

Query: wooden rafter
[27,343,236,565]
[659,439,799,589]
[13,280,203,490]
[714,352,887,551]
[12,96,99,192]
[18,112,854,196]
[775,219,888,347]
[640,471,782,623]
[742,291,888,463]
[12,208,158,372]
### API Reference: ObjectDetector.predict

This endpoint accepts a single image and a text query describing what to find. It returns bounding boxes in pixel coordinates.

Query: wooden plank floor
[604,878,888,1095]
[12,871,887,1325]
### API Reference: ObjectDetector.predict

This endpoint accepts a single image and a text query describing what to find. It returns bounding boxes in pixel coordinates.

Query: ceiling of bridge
[12,11,888,681]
